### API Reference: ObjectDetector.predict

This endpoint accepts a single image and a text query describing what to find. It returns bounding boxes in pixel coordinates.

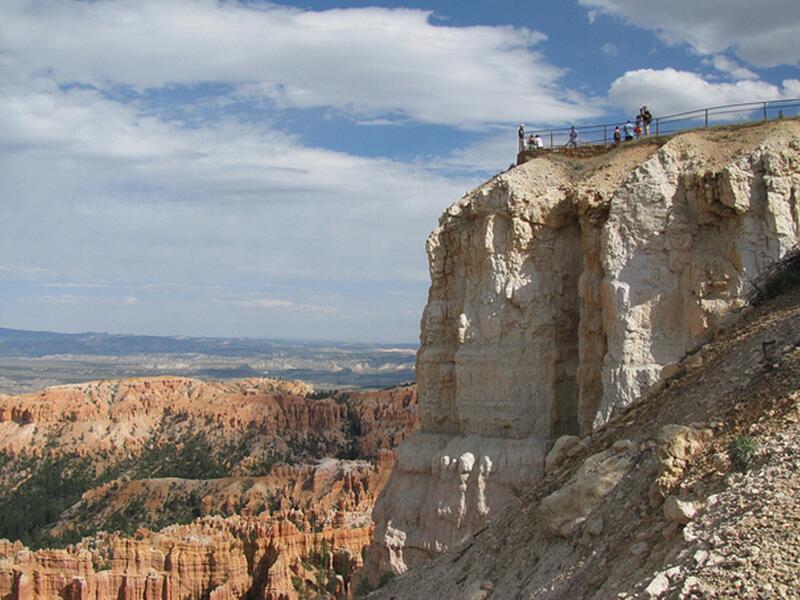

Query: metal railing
[523,98,800,150]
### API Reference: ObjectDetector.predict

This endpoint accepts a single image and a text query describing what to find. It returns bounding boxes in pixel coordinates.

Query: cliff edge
[367,119,800,577]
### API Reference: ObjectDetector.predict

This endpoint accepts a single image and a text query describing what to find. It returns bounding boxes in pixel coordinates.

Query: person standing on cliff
[641,106,653,136]
[567,126,579,147]
[613,126,621,145]
[518,124,526,152]
[623,120,634,141]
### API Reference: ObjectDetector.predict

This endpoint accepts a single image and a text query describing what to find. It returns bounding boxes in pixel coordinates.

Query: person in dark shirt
[641,106,653,136]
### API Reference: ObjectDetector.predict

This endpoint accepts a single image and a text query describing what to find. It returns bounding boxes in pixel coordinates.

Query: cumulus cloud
[0,1,604,341]
[0,0,597,128]
[608,68,799,117]
[579,0,800,67]
[0,68,477,340]
[710,56,758,81]
[0,76,469,284]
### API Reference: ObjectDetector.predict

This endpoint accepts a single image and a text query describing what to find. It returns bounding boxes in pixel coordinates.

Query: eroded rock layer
[369,120,800,574]
[0,378,419,599]
[1,515,371,600]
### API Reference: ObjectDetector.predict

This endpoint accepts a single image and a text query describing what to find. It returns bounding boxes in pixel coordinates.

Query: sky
[1,1,799,343]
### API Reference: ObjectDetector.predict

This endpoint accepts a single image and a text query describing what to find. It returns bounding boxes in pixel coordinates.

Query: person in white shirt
[623,120,634,141]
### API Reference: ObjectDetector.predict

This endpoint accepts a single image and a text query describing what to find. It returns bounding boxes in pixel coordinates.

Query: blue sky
[1,0,798,342]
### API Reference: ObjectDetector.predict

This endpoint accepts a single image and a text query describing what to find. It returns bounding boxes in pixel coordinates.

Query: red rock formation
[0,378,418,600]
[0,378,418,467]
[0,515,373,600]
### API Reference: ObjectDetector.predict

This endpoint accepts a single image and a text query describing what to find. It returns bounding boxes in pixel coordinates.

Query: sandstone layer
[369,120,800,575]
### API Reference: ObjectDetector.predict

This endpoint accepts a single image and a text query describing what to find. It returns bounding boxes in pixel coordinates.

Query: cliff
[368,269,800,599]
[368,119,800,576]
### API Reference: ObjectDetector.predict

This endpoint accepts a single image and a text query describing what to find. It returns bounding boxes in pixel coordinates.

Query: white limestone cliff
[368,121,800,576]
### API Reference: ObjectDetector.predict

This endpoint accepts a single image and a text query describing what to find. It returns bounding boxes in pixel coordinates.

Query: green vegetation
[132,432,229,480]
[761,268,800,302]
[336,404,362,461]
[749,247,800,305]
[729,435,758,472]
[101,490,205,536]
[355,569,395,597]
[291,538,357,599]
[0,454,108,547]
[0,422,258,547]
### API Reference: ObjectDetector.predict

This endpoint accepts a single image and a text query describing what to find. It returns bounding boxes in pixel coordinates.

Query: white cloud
[0,1,606,342]
[601,42,619,57]
[0,69,478,340]
[38,294,138,306]
[0,0,598,128]
[0,77,470,285]
[579,0,800,67]
[431,131,525,174]
[711,56,758,81]
[608,68,800,117]
[213,297,337,315]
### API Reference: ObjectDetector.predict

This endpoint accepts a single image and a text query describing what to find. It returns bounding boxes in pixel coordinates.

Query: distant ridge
[0,327,416,358]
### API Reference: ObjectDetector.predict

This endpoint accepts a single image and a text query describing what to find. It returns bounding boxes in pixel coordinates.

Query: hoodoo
[367,120,800,576]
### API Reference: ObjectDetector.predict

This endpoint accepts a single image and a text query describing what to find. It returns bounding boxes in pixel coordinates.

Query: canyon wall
[369,120,800,574]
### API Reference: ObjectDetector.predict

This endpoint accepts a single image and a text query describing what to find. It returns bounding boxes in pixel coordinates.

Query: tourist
[613,126,621,145]
[528,133,536,150]
[567,126,579,147]
[641,106,653,136]
[518,124,525,152]
[634,114,642,139]
[623,120,634,141]
[534,133,544,148]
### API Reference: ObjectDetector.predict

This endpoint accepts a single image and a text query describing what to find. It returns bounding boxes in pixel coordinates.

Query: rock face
[365,218,800,600]
[369,120,800,574]
[539,442,634,537]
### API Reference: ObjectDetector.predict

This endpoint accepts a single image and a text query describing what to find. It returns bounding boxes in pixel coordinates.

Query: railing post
[763,102,768,120]
[550,130,553,149]
[655,118,659,136]
[604,125,607,145]
[704,109,708,128]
